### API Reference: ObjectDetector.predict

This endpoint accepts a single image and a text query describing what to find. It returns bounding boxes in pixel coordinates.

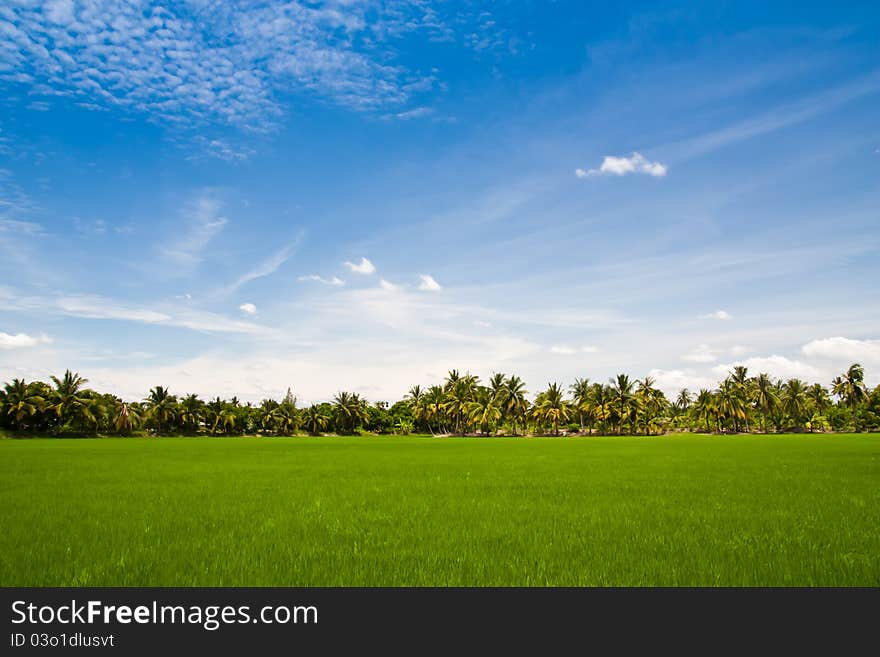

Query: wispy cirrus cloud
[383,106,434,121]
[0,169,38,219]
[58,296,271,335]
[0,290,269,335]
[224,235,304,293]
[161,191,228,269]
[672,70,880,160]
[0,219,44,236]
[56,296,170,324]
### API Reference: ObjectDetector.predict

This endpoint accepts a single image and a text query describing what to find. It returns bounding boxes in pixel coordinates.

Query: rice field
[0,433,877,586]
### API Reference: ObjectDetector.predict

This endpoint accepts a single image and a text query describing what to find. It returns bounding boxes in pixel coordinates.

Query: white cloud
[344,257,376,274]
[379,278,399,291]
[473,320,492,328]
[699,310,732,320]
[0,332,52,349]
[682,344,718,363]
[712,356,824,382]
[578,152,668,178]
[648,368,717,396]
[45,0,74,24]
[801,337,880,364]
[298,275,344,286]
[550,345,599,355]
[417,274,442,291]
[683,344,754,363]
[239,303,257,315]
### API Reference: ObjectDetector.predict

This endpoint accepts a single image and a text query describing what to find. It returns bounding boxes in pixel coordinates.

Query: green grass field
[1,434,878,586]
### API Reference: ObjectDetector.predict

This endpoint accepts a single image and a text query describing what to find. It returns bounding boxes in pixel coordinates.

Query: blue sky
[1,0,878,403]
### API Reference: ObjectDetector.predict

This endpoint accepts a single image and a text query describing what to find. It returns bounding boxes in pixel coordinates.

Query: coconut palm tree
[609,374,635,435]
[145,385,178,434]
[693,389,714,433]
[806,383,831,415]
[424,385,446,434]
[333,391,366,434]
[502,375,529,436]
[216,406,237,434]
[751,373,777,433]
[275,403,299,435]
[676,388,691,412]
[443,375,478,435]
[112,399,143,435]
[443,369,462,392]
[636,377,667,435]
[805,411,829,433]
[303,405,329,435]
[569,378,591,432]
[669,388,691,431]
[832,364,868,432]
[257,398,280,434]
[730,366,751,431]
[405,385,431,433]
[489,373,507,402]
[535,382,571,436]
[178,393,204,434]
[585,383,612,435]
[467,388,502,436]
[3,379,45,431]
[48,370,95,433]
[718,378,747,432]
[781,378,809,430]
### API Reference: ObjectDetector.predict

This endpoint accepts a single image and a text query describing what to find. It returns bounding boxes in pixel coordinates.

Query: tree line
[1,364,878,437]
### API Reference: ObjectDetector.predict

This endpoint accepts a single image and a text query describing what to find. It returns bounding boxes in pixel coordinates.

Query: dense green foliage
[2,363,878,437]
[0,434,877,586]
